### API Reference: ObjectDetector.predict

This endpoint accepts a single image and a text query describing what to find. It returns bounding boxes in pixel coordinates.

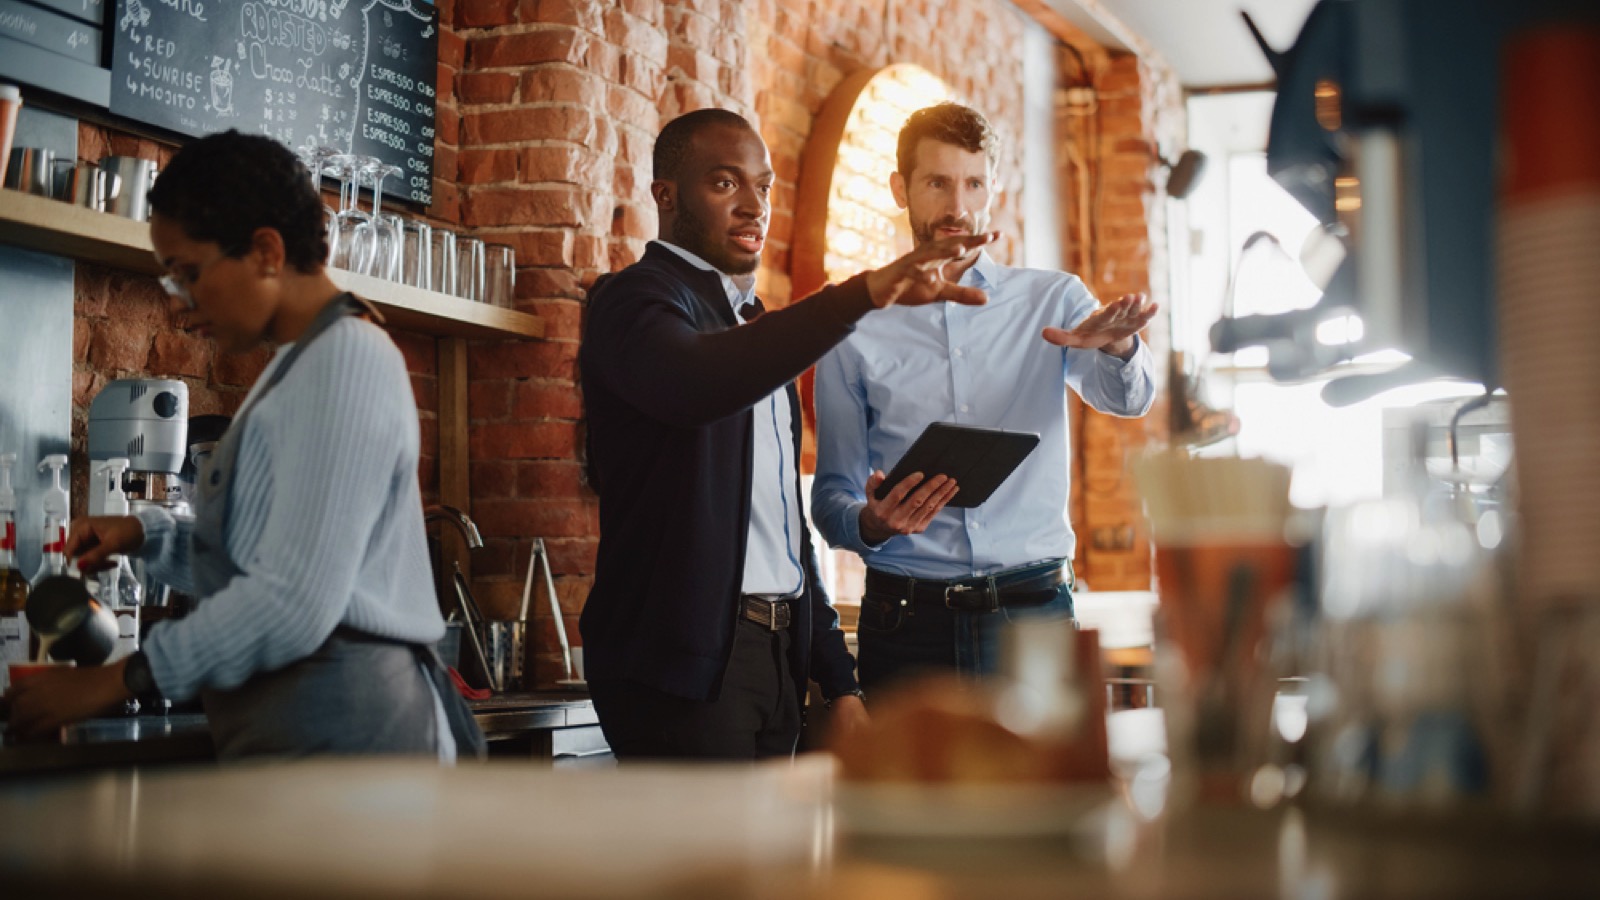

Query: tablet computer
[873,422,1040,509]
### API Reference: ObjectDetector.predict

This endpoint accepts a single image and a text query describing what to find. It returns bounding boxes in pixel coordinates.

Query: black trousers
[589,619,801,761]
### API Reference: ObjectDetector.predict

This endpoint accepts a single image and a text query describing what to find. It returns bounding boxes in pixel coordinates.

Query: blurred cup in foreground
[0,84,20,188]
[7,659,75,687]
[1133,452,1299,805]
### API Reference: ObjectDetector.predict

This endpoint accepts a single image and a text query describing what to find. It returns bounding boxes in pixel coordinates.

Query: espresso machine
[87,379,189,608]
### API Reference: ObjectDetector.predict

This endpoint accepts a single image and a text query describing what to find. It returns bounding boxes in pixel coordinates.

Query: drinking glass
[456,237,486,302]
[400,219,434,290]
[296,141,340,253]
[324,154,370,271]
[430,228,457,298]
[484,243,516,308]
[366,164,405,281]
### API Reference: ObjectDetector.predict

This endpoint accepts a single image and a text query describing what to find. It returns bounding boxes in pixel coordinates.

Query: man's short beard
[671,204,760,275]
[911,215,977,246]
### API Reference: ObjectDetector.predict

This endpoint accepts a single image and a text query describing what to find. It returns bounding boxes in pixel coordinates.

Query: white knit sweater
[135,318,443,702]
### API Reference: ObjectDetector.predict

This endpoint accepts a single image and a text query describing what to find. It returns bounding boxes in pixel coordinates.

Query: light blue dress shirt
[653,241,805,597]
[811,251,1156,579]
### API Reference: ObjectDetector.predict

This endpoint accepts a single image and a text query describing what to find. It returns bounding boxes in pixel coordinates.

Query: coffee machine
[87,379,189,607]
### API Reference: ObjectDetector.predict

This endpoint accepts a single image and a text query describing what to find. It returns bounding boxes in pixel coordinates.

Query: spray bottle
[33,454,70,586]
[96,458,143,713]
[96,459,142,655]
[0,453,27,693]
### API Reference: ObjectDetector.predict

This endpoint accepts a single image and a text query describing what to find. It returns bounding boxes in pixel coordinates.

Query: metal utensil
[451,563,498,692]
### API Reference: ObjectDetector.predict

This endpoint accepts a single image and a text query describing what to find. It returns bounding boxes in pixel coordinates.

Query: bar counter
[0,756,1594,898]
[0,691,598,776]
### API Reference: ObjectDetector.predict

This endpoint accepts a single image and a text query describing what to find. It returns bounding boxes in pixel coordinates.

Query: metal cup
[25,575,120,667]
[99,156,158,221]
[66,163,119,211]
[5,147,55,196]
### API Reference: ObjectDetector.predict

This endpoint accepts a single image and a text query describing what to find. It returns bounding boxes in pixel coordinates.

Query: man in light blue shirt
[812,103,1159,690]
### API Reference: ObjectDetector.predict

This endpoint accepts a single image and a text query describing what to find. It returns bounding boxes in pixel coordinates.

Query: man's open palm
[1042,293,1158,351]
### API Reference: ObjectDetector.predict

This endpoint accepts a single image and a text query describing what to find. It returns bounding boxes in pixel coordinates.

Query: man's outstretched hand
[866,232,999,309]
[1042,293,1158,359]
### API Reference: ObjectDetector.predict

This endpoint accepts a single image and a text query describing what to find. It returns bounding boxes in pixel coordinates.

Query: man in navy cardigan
[579,108,994,759]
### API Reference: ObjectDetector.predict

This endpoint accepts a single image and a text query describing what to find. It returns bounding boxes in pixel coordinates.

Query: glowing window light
[822,65,953,284]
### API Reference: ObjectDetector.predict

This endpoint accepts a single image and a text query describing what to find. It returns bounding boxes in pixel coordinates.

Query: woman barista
[3,131,484,760]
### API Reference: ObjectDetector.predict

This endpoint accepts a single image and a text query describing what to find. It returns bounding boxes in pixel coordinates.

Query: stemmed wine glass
[324,154,371,272]
[296,140,340,255]
[366,163,405,281]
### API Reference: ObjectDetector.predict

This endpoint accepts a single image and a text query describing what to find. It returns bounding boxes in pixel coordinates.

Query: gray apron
[192,294,486,761]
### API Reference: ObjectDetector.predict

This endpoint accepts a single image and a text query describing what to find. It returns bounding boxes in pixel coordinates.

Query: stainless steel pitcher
[99,156,158,221]
[65,162,120,211]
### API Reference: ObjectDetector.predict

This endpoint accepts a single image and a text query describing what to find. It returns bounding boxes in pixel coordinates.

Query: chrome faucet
[424,504,483,549]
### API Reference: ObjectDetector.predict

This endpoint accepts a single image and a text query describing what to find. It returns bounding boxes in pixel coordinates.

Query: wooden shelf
[0,189,544,340]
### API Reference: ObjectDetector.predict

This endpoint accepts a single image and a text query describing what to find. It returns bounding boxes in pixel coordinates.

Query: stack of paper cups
[1496,25,1600,817]
[1496,28,1600,610]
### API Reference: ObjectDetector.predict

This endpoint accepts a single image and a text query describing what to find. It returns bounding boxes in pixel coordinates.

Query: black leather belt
[864,560,1069,613]
[740,594,792,631]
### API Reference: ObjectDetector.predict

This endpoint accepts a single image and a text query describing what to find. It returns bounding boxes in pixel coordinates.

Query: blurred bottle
[1310,422,1502,810]
[32,454,70,585]
[0,453,28,693]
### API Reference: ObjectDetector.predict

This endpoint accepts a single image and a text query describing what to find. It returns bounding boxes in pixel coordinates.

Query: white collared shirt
[653,241,805,596]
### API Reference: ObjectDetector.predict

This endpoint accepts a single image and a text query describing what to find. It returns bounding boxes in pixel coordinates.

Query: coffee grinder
[87,379,189,610]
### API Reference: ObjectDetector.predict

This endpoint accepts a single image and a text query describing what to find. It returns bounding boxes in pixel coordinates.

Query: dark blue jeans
[854,581,1076,692]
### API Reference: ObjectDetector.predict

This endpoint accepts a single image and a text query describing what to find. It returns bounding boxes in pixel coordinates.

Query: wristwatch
[122,650,163,703]
[823,689,865,709]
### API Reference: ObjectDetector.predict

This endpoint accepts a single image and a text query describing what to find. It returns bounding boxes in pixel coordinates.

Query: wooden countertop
[0,757,1594,898]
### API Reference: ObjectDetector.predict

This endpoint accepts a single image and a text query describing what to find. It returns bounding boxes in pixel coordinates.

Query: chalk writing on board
[110,0,437,205]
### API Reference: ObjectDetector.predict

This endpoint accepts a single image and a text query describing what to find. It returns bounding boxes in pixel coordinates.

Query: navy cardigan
[578,243,871,703]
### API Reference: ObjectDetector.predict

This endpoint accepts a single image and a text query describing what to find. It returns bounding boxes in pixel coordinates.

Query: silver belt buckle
[943,583,974,609]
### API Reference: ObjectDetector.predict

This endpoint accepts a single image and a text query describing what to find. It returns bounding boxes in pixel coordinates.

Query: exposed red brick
[438,27,467,68]
[464,105,598,145]
[618,53,665,101]
[515,460,587,498]
[471,340,579,380]
[607,82,657,125]
[471,459,518,497]
[213,345,274,388]
[148,330,213,379]
[473,497,596,538]
[71,370,97,408]
[518,266,587,300]
[457,0,518,28]
[512,381,584,420]
[469,421,581,461]
[521,144,609,186]
[617,0,663,27]
[520,66,607,107]
[456,71,518,104]
[411,374,439,414]
[458,147,520,184]
[87,319,156,373]
[610,202,654,240]
[520,0,606,33]
[471,27,590,69]
[606,7,670,63]
[463,186,589,228]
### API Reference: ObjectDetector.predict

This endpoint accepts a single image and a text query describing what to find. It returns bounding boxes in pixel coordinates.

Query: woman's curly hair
[147,130,328,272]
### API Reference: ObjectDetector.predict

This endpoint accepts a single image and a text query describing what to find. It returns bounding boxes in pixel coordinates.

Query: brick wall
[1060,51,1181,591]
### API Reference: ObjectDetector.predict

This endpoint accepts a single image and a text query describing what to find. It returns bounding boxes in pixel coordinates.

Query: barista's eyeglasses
[157,254,227,311]
[157,274,197,310]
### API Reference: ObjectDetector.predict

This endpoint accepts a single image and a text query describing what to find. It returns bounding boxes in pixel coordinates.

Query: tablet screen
[873,423,1040,509]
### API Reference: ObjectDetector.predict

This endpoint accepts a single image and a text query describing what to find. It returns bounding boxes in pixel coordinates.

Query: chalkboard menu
[108,0,439,205]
